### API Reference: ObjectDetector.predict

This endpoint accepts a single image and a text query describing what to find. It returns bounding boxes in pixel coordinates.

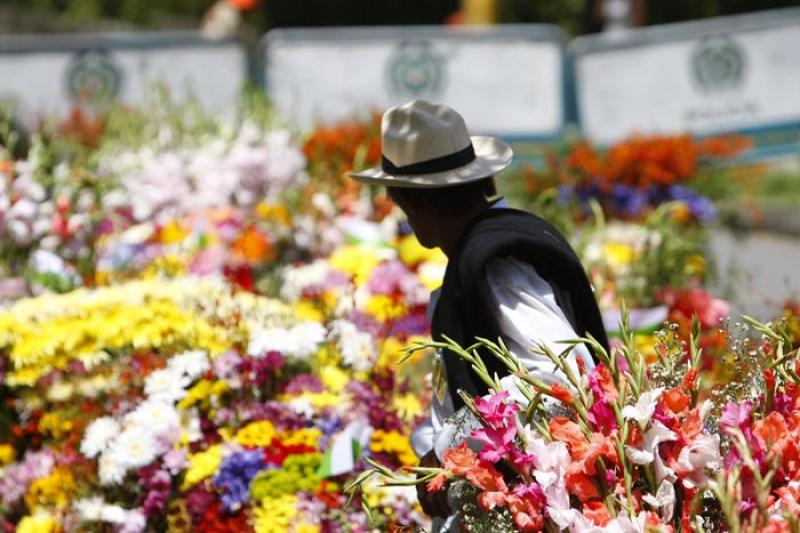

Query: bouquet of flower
[350,310,800,532]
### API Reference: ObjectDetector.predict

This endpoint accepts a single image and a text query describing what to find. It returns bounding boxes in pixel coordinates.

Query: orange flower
[754,412,789,455]
[549,384,574,405]
[682,368,698,391]
[583,500,613,526]
[564,471,601,502]
[232,226,274,264]
[466,462,508,493]
[426,472,448,493]
[662,387,690,414]
[549,417,588,458]
[442,442,479,476]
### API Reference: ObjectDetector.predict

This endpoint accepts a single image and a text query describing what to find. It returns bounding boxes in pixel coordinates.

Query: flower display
[355,312,800,531]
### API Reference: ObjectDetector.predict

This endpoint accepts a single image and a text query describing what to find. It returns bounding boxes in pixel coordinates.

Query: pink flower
[588,400,618,435]
[474,391,519,428]
[588,364,618,403]
[472,424,517,463]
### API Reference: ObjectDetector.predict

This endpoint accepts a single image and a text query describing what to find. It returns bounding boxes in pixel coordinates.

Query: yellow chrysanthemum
[392,392,423,422]
[160,220,190,244]
[293,301,325,323]
[376,337,405,368]
[178,379,231,410]
[182,444,223,490]
[364,295,407,323]
[236,420,277,447]
[397,234,445,266]
[329,245,383,285]
[25,467,76,510]
[275,428,322,449]
[369,430,417,466]
[256,201,291,226]
[0,443,15,465]
[16,511,59,533]
[37,412,74,440]
[320,365,349,393]
[253,495,298,533]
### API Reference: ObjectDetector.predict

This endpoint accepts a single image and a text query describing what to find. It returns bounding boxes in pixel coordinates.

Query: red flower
[583,500,612,526]
[549,384,574,405]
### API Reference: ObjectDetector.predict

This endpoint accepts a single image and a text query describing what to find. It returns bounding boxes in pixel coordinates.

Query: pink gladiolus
[474,391,519,428]
[472,424,517,463]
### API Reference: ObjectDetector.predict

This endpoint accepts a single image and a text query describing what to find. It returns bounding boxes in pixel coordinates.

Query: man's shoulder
[459,207,573,261]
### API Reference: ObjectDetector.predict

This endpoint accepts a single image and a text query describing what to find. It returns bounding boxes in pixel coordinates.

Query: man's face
[387,187,439,249]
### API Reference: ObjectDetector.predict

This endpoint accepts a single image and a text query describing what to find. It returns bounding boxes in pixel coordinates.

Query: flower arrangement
[0,235,440,531]
[350,311,800,532]
[517,133,750,223]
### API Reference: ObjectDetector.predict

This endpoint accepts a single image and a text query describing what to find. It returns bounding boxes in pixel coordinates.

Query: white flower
[74,496,105,521]
[676,433,721,489]
[329,319,376,372]
[125,399,180,434]
[100,503,128,524]
[118,508,146,533]
[144,367,190,402]
[98,451,128,486]
[642,480,676,522]
[81,417,121,458]
[167,350,210,380]
[287,321,326,359]
[287,397,314,419]
[621,388,664,424]
[107,425,158,472]
[247,326,293,357]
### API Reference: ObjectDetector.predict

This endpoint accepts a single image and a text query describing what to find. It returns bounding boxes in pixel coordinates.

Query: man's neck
[439,201,492,258]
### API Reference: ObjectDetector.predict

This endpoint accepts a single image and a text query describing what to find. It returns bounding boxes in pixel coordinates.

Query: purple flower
[283,374,324,394]
[213,449,266,511]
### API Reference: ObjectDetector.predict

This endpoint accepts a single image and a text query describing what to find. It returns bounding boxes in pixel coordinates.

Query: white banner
[0,32,247,120]
[264,25,567,138]
[573,8,800,145]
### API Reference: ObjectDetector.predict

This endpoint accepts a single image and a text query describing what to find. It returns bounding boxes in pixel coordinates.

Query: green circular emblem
[691,35,746,92]
[66,50,122,107]
[385,41,446,98]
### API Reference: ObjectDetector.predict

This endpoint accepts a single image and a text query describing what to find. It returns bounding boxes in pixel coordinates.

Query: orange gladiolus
[753,412,789,454]
[549,417,588,457]
[583,500,613,526]
[549,384,574,405]
[662,387,690,414]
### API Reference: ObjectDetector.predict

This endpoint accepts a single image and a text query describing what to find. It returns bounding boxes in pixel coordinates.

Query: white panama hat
[348,99,513,189]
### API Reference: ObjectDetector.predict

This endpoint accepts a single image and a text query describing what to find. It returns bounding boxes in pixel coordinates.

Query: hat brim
[347,136,513,189]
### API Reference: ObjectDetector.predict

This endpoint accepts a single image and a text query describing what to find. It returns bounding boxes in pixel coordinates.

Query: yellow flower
[603,242,636,268]
[256,202,291,226]
[369,430,418,466]
[684,254,706,277]
[376,337,404,368]
[329,245,383,285]
[160,220,190,244]
[294,301,325,323]
[16,511,59,533]
[0,443,15,465]
[397,234,445,266]
[294,523,320,533]
[275,428,322,449]
[178,379,230,411]
[37,413,73,440]
[253,495,298,533]
[392,392,423,422]
[364,295,407,323]
[25,467,76,510]
[182,444,223,490]
[236,420,277,447]
[320,365,349,393]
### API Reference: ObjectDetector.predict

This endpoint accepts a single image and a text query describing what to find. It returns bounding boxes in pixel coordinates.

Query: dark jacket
[431,207,609,408]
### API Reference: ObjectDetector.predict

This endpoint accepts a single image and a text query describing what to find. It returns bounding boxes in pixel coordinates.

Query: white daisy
[107,425,158,471]
[99,503,127,524]
[247,326,293,357]
[287,321,326,360]
[80,417,121,458]
[125,399,180,435]
[98,451,128,486]
[167,350,210,380]
[74,496,105,521]
[143,367,190,403]
[329,320,376,372]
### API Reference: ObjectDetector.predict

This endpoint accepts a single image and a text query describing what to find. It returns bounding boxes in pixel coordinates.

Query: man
[349,100,608,528]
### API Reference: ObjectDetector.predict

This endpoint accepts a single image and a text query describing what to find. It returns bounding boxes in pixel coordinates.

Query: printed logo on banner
[690,34,747,92]
[66,49,123,107]
[385,41,447,99]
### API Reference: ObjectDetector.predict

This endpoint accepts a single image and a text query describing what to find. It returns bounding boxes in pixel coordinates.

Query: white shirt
[410,223,595,460]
